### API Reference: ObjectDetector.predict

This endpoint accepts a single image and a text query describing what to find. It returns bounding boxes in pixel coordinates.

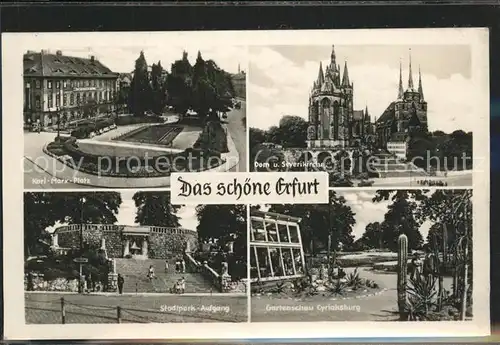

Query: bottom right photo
[249,189,473,322]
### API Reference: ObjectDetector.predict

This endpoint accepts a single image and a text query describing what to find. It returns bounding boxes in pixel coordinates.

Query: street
[227,99,247,172]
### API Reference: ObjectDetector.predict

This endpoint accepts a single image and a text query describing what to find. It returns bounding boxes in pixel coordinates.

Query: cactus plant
[397,234,408,320]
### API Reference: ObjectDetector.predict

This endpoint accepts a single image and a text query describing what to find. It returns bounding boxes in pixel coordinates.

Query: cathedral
[307,45,373,149]
[375,50,428,147]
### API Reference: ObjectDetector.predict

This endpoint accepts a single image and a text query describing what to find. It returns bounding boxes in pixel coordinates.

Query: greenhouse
[250,210,306,282]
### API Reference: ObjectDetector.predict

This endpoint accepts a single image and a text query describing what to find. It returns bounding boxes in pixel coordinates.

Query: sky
[45,192,198,232]
[257,190,432,241]
[26,43,247,75]
[248,45,474,134]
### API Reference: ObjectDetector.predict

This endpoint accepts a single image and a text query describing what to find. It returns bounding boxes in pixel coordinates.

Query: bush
[115,115,162,126]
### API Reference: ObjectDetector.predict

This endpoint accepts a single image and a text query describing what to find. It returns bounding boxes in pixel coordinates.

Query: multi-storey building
[231,64,246,100]
[23,50,119,127]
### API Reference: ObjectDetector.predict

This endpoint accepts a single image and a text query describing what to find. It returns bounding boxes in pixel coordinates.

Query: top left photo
[21,38,247,189]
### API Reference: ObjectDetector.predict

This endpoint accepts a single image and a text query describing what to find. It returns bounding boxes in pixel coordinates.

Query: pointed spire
[341,61,350,86]
[238,63,240,74]
[398,59,404,99]
[408,48,414,91]
[418,65,424,101]
[317,61,324,86]
[365,105,369,120]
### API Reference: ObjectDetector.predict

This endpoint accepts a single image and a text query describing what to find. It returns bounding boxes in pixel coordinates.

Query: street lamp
[78,196,86,293]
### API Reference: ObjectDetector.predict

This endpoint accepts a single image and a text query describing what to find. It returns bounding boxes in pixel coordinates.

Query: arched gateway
[51,224,198,259]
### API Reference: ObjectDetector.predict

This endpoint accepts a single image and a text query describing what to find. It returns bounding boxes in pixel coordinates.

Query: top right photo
[248,44,482,187]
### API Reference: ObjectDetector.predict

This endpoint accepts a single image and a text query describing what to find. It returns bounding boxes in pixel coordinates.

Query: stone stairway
[115,258,216,293]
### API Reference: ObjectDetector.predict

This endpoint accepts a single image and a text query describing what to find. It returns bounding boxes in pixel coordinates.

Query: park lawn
[25,293,247,324]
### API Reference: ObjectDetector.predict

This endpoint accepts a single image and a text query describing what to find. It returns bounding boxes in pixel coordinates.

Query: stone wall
[148,232,197,259]
[58,230,80,248]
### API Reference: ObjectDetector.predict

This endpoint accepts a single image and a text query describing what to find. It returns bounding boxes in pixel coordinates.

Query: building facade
[249,211,306,283]
[376,51,428,148]
[23,50,119,127]
[231,64,246,100]
[52,224,198,260]
[307,45,374,149]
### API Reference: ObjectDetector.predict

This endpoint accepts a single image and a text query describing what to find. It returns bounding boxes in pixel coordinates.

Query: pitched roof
[376,101,396,124]
[23,51,118,79]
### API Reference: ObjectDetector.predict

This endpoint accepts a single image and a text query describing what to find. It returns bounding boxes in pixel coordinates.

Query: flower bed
[113,124,183,146]
[44,137,225,177]
[25,273,80,292]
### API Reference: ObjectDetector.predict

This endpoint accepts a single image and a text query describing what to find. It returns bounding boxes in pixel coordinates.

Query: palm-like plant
[328,279,347,296]
[345,270,363,290]
[405,274,438,320]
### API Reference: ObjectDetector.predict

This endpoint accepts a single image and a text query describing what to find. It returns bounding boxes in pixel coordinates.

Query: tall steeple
[407,48,414,91]
[331,45,336,66]
[341,61,350,86]
[365,105,369,120]
[317,61,324,86]
[398,59,404,99]
[418,65,424,101]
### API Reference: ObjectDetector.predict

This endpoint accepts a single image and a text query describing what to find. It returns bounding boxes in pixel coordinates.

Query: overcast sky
[26,43,246,75]
[248,45,473,134]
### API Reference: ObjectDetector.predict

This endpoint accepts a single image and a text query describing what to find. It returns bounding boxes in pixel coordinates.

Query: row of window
[28,78,116,90]
[35,90,114,109]
[250,246,305,280]
[395,101,427,111]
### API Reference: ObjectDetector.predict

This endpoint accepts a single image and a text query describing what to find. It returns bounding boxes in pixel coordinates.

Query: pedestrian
[86,274,93,293]
[117,274,124,294]
[27,272,34,291]
[181,259,186,273]
[165,260,169,273]
[148,265,155,281]
[409,253,422,280]
[175,258,180,273]
[180,277,186,294]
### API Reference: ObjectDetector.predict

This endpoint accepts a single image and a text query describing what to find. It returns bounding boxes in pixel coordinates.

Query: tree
[128,51,152,116]
[166,51,193,115]
[195,205,247,279]
[24,192,122,257]
[278,115,309,148]
[133,191,180,226]
[268,192,355,255]
[151,61,167,115]
[360,222,384,249]
[372,190,427,251]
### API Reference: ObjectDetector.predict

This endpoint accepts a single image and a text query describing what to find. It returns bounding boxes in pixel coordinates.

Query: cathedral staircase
[114,258,216,293]
[372,153,428,178]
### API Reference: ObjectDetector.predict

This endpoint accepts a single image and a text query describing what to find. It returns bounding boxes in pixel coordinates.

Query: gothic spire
[331,45,336,65]
[341,61,350,86]
[398,59,404,99]
[365,105,369,120]
[418,65,424,101]
[408,48,414,91]
[317,61,324,86]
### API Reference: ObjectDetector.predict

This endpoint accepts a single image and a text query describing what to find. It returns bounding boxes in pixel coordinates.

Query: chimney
[56,50,62,56]
[90,55,95,63]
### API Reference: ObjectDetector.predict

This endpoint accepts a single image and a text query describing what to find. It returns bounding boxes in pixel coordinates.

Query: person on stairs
[117,274,124,295]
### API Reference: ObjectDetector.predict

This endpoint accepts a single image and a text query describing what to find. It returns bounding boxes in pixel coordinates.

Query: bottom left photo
[23,191,248,324]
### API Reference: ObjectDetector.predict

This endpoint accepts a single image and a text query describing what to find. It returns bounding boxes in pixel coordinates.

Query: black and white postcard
[2,29,490,340]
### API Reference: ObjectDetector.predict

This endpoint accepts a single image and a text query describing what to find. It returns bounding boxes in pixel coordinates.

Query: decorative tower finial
[408,48,414,91]
[341,61,350,87]
[331,45,336,64]
[398,59,404,99]
[418,65,424,101]
[317,61,325,87]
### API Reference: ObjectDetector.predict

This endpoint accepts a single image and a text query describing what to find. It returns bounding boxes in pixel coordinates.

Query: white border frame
[3,28,490,340]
